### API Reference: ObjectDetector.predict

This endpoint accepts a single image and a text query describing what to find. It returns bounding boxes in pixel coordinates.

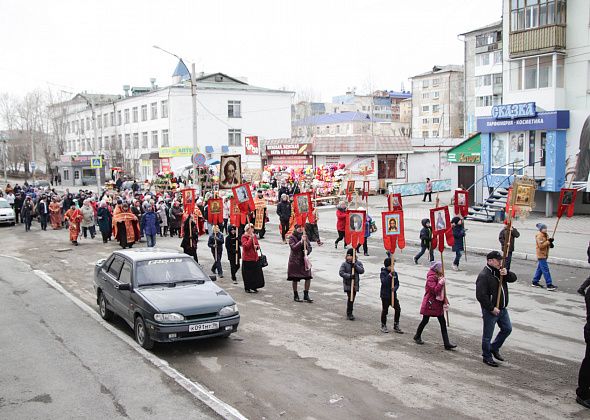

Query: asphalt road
[0,217,588,419]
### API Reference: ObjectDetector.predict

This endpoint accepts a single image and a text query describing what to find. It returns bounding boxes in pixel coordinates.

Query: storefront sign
[477,111,570,133]
[268,155,313,167]
[491,102,536,120]
[447,134,481,163]
[346,156,375,175]
[266,143,312,156]
[160,158,171,173]
[245,136,259,155]
[159,146,193,158]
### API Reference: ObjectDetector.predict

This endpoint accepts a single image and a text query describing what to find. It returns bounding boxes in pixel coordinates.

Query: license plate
[188,322,219,332]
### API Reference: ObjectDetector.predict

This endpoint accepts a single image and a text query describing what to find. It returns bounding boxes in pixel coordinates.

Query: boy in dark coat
[339,248,365,320]
[414,218,434,264]
[451,216,465,271]
[380,257,403,334]
[225,225,241,284]
[208,225,224,278]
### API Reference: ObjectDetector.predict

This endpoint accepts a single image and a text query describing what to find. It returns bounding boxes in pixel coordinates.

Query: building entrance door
[458,165,475,206]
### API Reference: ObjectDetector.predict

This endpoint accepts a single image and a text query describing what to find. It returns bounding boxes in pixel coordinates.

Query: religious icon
[385,214,400,235]
[435,210,446,231]
[209,200,221,214]
[562,190,574,205]
[219,155,242,189]
[346,180,356,194]
[236,185,249,203]
[514,185,532,206]
[349,213,363,232]
[457,193,466,206]
[297,195,309,213]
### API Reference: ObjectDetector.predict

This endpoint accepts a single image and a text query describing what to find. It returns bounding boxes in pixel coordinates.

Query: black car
[93,248,240,349]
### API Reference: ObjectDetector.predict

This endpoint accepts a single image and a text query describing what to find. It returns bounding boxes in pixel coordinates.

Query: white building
[51,73,292,185]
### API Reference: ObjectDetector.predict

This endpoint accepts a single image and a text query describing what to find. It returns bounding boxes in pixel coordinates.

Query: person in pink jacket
[413,261,457,350]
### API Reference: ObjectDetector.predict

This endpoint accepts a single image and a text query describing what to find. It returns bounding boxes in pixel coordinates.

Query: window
[433,117,440,124]
[432,91,440,99]
[228,100,241,118]
[132,107,138,123]
[86,117,90,130]
[476,75,492,87]
[539,55,552,88]
[74,170,80,180]
[476,53,491,66]
[124,134,130,149]
[228,129,241,146]
[161,100,168,118]
[476,96,493,107]
[141,105,147,121]
[151,130,158,148]
[63,170,69,181]
[422,130,429,138]
[108,257,123,278]
[150,102,157,119]
[432,78,440,87]
[540,131,547,166]
[117,110,122,126]
[80,119,84,134]
[525,57,538,89]
[511,0,566,32]
[103,114,108,128]
[110,112,115,126]
[494,51,502,65]
[476,32,499,47]
[124,108,129,124]
[422,118,429,124]
[98,137,103,150]
[432,130,439,137]
[97,115,102,129]
[119,263,132,284]
[422,92,430,99]
[117,134,122,148]
[141,132,148,148]
[432,104,440,113]
[111,135,116,149]
[493,73,503,85]
[556,55,564,87]
[377,154,398,179]
[133,133,139,149]
[161,129,169,147]
[422,105,430,113]
[510,59,523,90]
[422,80,430,89]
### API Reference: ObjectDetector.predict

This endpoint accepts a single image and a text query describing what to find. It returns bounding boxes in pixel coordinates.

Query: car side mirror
[209,275,217,282]
[96,258,106,267]
[117,283,131,291]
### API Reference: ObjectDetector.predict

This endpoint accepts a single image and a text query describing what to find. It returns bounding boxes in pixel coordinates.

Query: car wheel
[220,332,231,338]
[134,316,154,350]
[98,292,114,321]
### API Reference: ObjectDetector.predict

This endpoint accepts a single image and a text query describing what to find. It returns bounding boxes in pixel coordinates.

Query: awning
[205,158,220,166]
[312,136,413,155]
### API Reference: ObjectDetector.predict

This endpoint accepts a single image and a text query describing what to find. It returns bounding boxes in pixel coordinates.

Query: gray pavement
[0,256,220,420]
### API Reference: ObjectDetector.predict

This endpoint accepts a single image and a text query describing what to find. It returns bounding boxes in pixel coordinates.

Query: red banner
[181,188,196,215]
[229,198,246,227]
[345,210,366,248]
[381,210,405,254]
[232,182,255,214]
[387,193,403,211]
[557,188,577,218]
[293,192,312,225]
[430,206,454,252]
[346,180,355,202]
[454,189,469,217]
[207,198,223,225]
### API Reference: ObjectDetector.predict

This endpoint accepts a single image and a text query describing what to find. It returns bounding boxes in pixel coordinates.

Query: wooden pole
[496,216,513,308]
[440,250,449,327]
[463,219,467,262]
[390,256,395,308]
[350,246,356,302]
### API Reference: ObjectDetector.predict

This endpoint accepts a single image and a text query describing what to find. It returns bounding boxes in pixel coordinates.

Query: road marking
[0,255,247,420]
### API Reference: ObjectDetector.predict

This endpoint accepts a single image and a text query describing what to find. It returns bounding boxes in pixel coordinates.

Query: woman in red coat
[413,261,456,350]
[241,223,265,293]
[334,201,348,249]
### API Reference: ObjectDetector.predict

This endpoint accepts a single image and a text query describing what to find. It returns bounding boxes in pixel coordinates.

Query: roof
[312,135,413,155]
[411,65,464,79]
[114,248,191,262]
[446,132,481,153]
[459,20,502,36]
[261,137,313,147]
[388,91,412,99]
[293,112,387,127]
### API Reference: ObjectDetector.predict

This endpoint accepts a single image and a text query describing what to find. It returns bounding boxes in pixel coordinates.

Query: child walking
[339,248,365,320]
[380,257,403,334]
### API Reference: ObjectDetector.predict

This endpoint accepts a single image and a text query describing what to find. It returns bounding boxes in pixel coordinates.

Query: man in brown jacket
[531,223,557,291]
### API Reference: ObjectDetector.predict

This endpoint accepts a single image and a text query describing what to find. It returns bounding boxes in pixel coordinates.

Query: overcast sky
[0,0,502,102]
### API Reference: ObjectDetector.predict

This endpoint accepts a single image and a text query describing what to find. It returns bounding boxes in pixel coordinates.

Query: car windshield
[136,258,209,286]
[0,201,9,208]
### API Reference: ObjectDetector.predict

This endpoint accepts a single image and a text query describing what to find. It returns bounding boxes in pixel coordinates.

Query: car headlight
[154,313,185,322]
[219,304,238,317]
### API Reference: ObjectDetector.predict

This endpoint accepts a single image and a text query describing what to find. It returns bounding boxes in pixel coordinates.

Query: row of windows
[64,129,169,152]
[476,50,502,67]
[421,117,441,125]
[476,95,503,107]
[510,0,566,32]
[509,54,564,90]
[476,31,502,47]
[421,104,441,113]
[421,130,440,138]
[421,78,441,89]
[422,91,440,100]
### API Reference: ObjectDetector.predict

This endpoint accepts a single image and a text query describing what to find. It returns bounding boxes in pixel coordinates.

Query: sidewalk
[307,192,589,268]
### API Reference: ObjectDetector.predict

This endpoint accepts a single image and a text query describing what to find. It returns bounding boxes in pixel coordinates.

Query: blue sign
[477,110,570,133]
[192,153,206,166]
[491,102,536,120]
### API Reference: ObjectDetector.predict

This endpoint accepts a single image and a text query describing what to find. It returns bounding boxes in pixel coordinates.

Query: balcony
[510,25,566,58]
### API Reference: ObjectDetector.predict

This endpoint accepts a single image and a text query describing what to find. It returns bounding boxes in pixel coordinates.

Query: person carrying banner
[305,206,323,246]
[532,223,557,290]
[339,248,365,320]
[208,225,224,278]
[413,261,456,350]
[225,225,241,284]
[476,251,517,367]
[380,257,403,334]
[288,223,313,302]
[334,201,348,249]
[414,218,434,264]
[498,224,520,271]
[254,190,267,239]
[276,193,291,244]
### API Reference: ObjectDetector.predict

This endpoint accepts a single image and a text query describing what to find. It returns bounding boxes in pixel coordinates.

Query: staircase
[466,187,509,223]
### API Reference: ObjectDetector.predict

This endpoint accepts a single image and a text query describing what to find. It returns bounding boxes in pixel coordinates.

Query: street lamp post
[1,133,7,184]
[78,93,101,193]
[153,45,198,181]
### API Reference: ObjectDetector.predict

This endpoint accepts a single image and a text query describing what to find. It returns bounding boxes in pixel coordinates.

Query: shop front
[477,102,570,213]
[263,142,313,168]
[446,133,482,205]
[58,154,106,187]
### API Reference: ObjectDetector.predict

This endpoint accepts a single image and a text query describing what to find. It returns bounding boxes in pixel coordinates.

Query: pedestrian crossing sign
[90,157,103,169]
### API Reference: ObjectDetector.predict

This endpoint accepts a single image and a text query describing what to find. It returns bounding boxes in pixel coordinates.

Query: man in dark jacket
[380,257,403,334]
[339,248,365,320]
[208,225,224,278]
[476,250,517,367]
[414,218,434,264]
[13,192,24,224]
[577,261,590,408]
[276,194,291,243]
[498,225,520,271]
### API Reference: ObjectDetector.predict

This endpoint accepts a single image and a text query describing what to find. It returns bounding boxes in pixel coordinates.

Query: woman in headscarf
[80,199,96,239]
[169,201,183,237]
[181,213,199,262]
[241,223,264,293]
[112,203,140,249]
[97,201,113,243]
[288,223,313,302]
[225,224,241,284]
[157,200,168,237]
[48,197,63,230]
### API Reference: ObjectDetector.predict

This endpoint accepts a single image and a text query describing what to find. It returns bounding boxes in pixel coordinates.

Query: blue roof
[172,59,190,81]
[373,97,391,106]
[388,91,412,99]
[293,112,387,127]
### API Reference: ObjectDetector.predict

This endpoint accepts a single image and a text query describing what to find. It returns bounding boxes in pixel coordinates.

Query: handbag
[258,253,268,268]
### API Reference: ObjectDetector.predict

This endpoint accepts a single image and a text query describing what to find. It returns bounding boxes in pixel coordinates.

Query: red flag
[293,192,312,225]
[387,193,403,211]
[430,206,454,252]
[229,198,245,227]
[454,189,469,217]
[557,188,577,218]
[181,188,196,214]
[346,180,355,202]
[345,210,366,248]
[207,198,223,225]
[381,210,405,254]
[232,183,255,214]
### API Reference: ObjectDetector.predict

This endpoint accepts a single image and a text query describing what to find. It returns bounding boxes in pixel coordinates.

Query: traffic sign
[90,156,103,169]
[30,161,36,170]
[192,152,206,167]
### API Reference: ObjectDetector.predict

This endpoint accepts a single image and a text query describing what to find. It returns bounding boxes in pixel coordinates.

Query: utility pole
[1,133,7,183]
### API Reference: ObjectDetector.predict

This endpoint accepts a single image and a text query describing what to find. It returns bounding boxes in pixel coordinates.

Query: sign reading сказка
[159,146,194,158]
[492,102,536,120]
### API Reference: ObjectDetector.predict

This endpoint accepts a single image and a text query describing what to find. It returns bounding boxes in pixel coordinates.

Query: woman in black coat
[21,197,34,232]
[181,215,199,263]
[169,202,183,237]
[287,224,313,302]
[97,202,112,243]
[225,225,241,284]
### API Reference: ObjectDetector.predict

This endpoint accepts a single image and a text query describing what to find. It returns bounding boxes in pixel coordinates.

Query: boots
[413,333,424,345]
[442,329,457,350]
[293,291,302,302]
[393,323,404,334]
[303,290,313,303]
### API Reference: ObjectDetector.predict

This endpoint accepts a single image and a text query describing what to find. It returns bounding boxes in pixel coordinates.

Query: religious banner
[229,198,246,227]
[381,210,405,254]
[293,192,312,225]
[181,188,196,214]
[511,176,536,212]
[362,181,370,200]
[430,206,454,252]
[207,198,223,225]
[346,180,355,202]
[232,182,255,214]
[345,210,366,249]
[454,189,469,217]
[557,188,577,218]
[387,193,403,211]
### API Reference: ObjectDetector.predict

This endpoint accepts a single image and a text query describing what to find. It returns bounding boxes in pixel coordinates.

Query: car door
[104,256,124,316]
[115,260,134,323]
[98,256,117,309]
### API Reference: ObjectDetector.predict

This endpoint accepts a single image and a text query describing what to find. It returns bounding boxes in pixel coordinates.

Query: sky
[0,0,503,102]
